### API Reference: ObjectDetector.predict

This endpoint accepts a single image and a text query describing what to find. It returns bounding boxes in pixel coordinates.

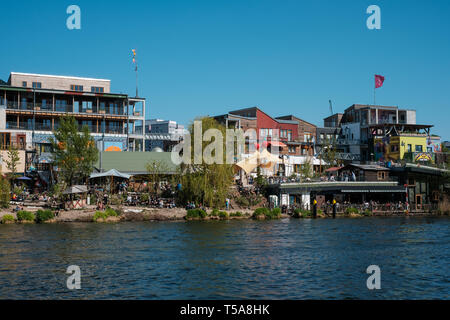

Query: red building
[214,107,316,156]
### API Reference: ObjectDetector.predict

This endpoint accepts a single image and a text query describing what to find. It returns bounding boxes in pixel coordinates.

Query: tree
[299,156,314,181]
[0,175,10,208]
[146,159,170,194]
[5,145,20,182]
[177,117,234,208]
[50,116,98,187]
[320,136,339,169]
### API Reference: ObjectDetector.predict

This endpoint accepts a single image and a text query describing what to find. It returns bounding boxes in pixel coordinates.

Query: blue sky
[1,0,449,139]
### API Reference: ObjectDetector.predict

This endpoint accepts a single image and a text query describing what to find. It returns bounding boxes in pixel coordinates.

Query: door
[416,194,422,210]
[17,134,26,150]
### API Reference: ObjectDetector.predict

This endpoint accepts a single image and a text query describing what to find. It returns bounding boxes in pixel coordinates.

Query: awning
[63,185,88,194]
[326,167,341,172]
[90,168,131,179]
[268,141,287,147]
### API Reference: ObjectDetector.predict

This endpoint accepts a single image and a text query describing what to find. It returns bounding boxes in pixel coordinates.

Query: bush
[218,211,229,219]
[362,209,373,217]
[1,214,15,223]
[186,208,207,220]
[16,210,35,221]
[93,208,118,221]
[293,208,312,218]
[210,208,220,217]
[252,207,281,220]
[93,211,108,221]
[230,211,243,217]
[36,209,54,223]
[105,208,118,217]
[140,193,150,203]
[345,207,360,215]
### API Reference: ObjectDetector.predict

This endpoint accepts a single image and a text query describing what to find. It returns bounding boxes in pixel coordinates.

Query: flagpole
[374,85,376,105]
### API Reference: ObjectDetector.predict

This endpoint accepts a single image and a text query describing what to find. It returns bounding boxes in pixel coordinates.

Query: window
[91,87,104,93]
[288,146,296,153]
[32,82,42,89]
[22,81,27,87]
[304,132,311,142]
[0,133,11,150]
[407,144,412,153]
[70,85,84,92]
[415,145,423,152]
[377,171,386,180]
[287,130,292,141]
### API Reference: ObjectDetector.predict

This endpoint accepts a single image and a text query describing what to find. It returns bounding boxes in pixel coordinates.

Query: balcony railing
[6,122,33,130]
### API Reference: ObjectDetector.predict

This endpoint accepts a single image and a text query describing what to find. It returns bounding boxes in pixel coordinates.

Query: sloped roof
[94,152,178,175]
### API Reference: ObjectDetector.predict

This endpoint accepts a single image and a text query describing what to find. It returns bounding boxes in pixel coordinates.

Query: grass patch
[1,214,15,224]
[16,210,35,222]
[93,208,119,222]
[252,207,281,220]
[186,208,207,220]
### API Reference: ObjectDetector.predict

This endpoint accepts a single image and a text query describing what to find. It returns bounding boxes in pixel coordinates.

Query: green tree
[177,117,234,208]
[5,145,21,182]
[0,175,10,208]
[146,159,170,194]
[320,136,339,169]
[50,116,98,187]
[299,156,314,181]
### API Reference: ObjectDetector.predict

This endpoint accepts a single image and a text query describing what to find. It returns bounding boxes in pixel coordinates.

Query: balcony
[6,122,33,130]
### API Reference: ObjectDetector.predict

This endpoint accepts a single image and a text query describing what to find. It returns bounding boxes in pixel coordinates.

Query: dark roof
[0,79,7,85]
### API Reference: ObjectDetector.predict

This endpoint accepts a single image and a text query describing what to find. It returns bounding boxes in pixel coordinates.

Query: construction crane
[329,100,334,116]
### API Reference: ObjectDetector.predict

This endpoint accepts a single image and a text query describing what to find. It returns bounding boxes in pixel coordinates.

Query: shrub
[218,211,229,219]
[36,209,54,223]
[93,211,108,221]
[362,209,373,217]
[16,210,35,221]
[293,208,312,218]
[105,208,118,217]
[1,214,15,223]
[252,207,281,220]
[210,209,220,217]
[140,193,150,203]
[345,207,359,215]
[93,208,118,221]
[230,211,243,217]
[186,208,207,220]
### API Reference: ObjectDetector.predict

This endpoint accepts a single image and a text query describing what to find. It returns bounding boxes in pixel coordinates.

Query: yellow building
[374,135,428,161]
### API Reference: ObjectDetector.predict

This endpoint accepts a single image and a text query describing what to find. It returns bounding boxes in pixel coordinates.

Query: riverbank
[0,205,448,224]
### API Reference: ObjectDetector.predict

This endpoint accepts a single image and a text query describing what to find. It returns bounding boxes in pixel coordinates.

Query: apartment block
[0,72,146,172]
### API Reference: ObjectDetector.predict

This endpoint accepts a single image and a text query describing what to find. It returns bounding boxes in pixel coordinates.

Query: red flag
[375,74,385,88]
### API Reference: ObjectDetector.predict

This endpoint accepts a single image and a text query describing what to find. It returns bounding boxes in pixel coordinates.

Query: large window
[55,100,67,112]
[415,145,423,152]
[32,82,42,88]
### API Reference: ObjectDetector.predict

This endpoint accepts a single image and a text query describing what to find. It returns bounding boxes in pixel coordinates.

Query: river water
[0,217,448,299]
